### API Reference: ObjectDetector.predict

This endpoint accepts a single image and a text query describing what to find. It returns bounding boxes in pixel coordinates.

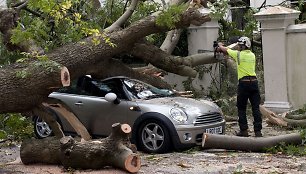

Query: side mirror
[105,93,120,104]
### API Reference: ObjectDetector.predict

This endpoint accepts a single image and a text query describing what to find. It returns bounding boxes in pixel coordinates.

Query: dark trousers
[237,79,262,132]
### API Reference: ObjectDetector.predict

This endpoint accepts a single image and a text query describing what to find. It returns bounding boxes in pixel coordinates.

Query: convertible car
[33,76,225,153]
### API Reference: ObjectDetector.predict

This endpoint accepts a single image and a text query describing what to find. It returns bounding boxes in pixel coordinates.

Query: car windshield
[123,79,175,99]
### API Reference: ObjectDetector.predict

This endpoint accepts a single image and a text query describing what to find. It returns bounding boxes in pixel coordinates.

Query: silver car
[33,76,225,153]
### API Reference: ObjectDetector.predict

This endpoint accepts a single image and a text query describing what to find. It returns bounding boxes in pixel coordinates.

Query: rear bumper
[172,120,226,150]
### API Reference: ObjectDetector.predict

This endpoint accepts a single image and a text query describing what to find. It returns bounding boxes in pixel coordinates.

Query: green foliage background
[0,114,33,143]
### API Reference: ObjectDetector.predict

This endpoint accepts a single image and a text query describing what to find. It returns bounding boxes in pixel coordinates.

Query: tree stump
[20,123,141,173]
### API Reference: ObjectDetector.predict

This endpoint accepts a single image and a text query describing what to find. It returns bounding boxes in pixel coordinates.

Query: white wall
[287,24,306,109]
[0,0,7,9]
[250,0,287,8]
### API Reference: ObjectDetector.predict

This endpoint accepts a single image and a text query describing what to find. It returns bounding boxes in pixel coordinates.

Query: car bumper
[174,120,226,147]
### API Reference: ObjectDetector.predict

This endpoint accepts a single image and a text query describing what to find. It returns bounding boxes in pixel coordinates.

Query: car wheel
[33,116,53,139]
[137,119,172,153]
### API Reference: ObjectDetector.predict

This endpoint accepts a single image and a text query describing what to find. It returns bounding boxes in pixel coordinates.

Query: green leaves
[0,114,34,142]
[156,4,186,29]
[11,0,103,51]
[208,0,229,20]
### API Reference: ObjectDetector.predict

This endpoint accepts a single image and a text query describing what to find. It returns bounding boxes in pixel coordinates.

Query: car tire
[33,116,53,139]
[137,119,172,153]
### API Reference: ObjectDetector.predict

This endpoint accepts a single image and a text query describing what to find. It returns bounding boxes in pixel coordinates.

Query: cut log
[0,62,70,113]
[20,123,140,173]
[60,123,140,173]
[20,137,62,164]
[60,66,70,87]
[201,133,302,152]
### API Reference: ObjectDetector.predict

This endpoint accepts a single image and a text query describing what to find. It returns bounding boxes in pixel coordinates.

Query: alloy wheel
[141,122,165,151]
[34,117,52,138]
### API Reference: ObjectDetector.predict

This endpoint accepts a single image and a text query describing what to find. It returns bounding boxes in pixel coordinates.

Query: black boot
[255,131,263,137]
[236,130,249,137]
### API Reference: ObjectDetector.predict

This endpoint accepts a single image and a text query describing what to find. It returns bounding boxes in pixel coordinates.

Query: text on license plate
[205,126,223,134]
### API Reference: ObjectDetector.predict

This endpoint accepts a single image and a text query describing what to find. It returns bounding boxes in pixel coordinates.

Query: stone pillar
[164,9,220,91]
[187,19,220,91]
[254,6,300,113]
[187,20,219,55]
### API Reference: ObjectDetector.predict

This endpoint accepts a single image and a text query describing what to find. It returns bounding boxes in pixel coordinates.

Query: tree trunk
[0,62,70,113]
[20,123,140,173]
[201,133,302,152]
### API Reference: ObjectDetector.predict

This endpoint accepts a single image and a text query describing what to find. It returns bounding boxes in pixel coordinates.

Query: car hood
[136,97,221,114]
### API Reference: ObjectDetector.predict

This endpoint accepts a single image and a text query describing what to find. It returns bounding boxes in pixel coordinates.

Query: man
[216,36,263,137]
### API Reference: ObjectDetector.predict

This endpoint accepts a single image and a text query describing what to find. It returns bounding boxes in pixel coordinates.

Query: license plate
[205,126,223,134]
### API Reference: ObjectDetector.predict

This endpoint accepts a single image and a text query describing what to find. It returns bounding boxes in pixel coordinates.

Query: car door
[71,95,130,136]
[53,77,133,136]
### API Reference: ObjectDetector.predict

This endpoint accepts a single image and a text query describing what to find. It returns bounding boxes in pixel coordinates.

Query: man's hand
[216,43,228,55]
[218,42,224,47]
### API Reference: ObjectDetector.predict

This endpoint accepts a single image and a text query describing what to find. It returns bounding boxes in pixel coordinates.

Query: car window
[90,79,127,99]
[57,76,127,99]
[123,79,174,99]
[57,79,91,95]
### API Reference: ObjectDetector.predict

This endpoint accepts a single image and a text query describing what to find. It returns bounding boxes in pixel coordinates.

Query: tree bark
[201,133,302,152]
[20,123,140,173]
[20,137,62,164]
[0,61,70,113]
[131,42,218,77]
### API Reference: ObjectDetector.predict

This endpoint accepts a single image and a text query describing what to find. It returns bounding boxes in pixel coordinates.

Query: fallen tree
[201,133,303,152]
[0,0,231,171]
[20,123,140,173]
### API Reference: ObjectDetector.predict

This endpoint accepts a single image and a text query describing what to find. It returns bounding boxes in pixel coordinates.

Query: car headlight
[170,108,188,123]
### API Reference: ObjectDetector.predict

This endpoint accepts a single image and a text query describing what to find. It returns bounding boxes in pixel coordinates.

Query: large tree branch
[47,7,211,79]
[0,8,44,54]
[0,61,70,113]
[87,58,172,89]
[159,0,188,53]
[130,42,218,77]
[160,29,183,54]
